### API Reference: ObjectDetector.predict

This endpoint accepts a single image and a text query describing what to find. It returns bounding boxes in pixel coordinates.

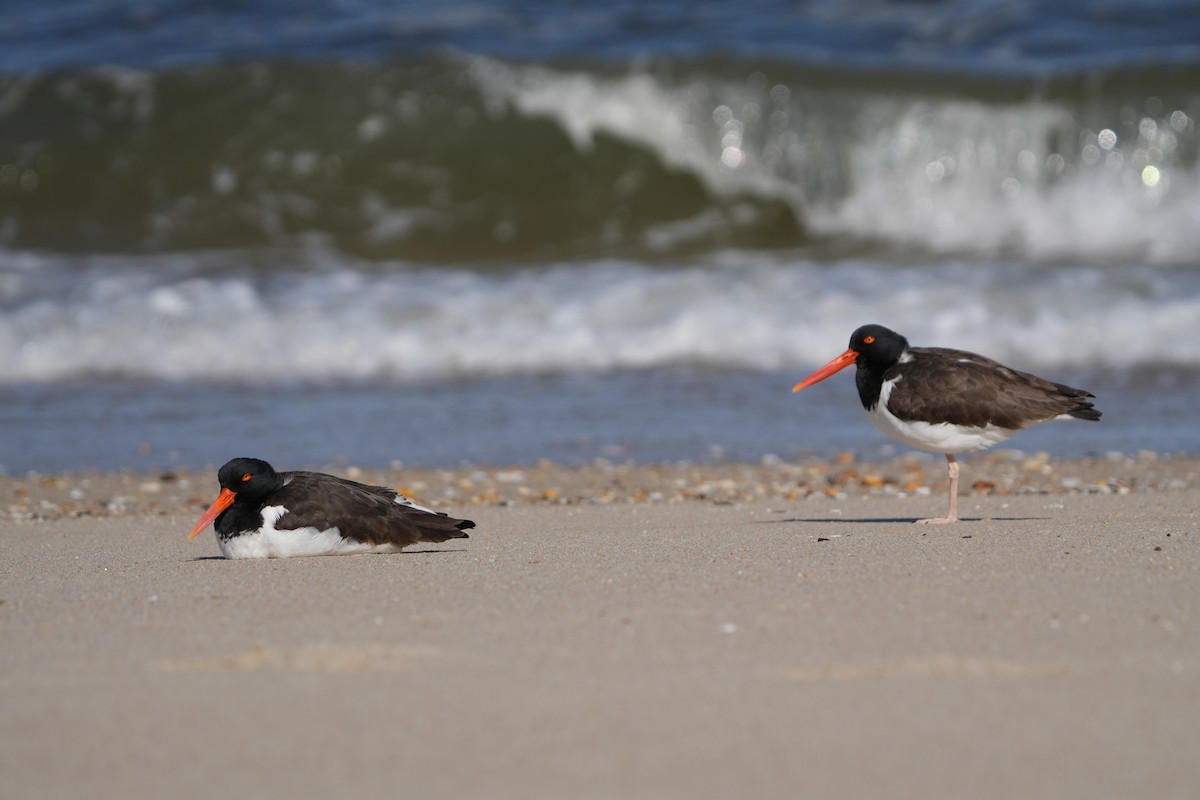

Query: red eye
[241,473,252,482]
[863,335,875,344]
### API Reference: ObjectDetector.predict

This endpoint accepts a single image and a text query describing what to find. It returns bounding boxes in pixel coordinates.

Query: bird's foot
[914,516,958,525]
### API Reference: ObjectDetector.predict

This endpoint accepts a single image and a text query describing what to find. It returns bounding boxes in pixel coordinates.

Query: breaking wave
[3,248,1199,383]
[1,55,1197,264]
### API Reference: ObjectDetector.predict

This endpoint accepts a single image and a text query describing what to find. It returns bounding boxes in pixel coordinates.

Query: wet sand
[3,454,1198,799]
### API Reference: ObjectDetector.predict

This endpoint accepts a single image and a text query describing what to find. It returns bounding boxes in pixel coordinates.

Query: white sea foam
[3,249,1199,383]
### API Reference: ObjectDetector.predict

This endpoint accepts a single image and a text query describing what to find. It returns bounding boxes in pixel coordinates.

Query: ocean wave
[1,56,1197,264]
[474,56,1200,264]
[4,249,1199,383]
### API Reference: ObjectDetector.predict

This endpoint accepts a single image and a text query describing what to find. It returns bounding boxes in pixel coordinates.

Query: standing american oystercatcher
[792,324,1101,523]
[188,457,475,558]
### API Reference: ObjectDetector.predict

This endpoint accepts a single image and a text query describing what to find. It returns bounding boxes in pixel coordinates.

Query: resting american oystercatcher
[792,324,1101,523]
[188,457,475,558]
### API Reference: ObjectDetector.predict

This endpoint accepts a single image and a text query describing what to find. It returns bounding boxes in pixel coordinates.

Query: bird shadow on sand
[185,547,469,562]
[760,515,1048,525]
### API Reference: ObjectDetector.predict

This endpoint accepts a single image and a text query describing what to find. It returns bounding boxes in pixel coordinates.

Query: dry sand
[3,454,1199,799]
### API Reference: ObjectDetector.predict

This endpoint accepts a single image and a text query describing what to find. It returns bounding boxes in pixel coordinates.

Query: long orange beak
[792,348,859,392]
[188,488,237,540]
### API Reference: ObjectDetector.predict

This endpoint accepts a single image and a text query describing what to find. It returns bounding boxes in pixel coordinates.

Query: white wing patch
[394,494,438,515]
[217,504,403,559]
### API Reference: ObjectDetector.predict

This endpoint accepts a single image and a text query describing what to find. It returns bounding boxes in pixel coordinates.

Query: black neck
[855,363,886,411]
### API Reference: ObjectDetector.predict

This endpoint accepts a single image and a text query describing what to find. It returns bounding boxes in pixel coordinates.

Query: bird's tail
[416,515,475,543]
[1058,384,1101,421]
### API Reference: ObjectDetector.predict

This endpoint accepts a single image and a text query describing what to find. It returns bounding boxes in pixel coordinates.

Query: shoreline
[6,451,1198,524]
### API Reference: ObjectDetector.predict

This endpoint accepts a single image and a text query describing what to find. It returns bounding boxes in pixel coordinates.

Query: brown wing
[886,347,1100,430]
[271,473,474,548]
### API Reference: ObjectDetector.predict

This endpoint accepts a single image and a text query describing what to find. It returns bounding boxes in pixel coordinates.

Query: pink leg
[916,454,959,524]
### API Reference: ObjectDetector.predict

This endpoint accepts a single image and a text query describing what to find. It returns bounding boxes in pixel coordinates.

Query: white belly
[868,379,1015,454]
[217,505,403,559]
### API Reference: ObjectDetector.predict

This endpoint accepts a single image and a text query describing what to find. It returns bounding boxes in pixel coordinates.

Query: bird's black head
[793,323,911,395]
[188,457,284,542]
[216,457,283,500]
[848,324,909,371]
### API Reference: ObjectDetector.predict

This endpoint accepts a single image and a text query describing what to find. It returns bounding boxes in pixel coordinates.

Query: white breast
[217,505,403,559]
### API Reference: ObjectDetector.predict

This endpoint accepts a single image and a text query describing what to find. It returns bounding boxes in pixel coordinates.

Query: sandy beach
[3,453,1198,799]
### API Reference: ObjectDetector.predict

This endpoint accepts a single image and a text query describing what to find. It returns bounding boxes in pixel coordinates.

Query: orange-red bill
[792,348,859,393]
[188,488,237,540]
